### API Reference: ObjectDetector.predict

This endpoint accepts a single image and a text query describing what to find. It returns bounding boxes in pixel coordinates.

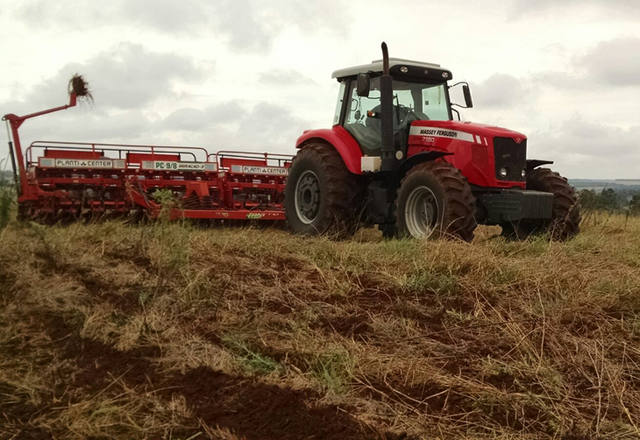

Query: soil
[163,366,377,440]
[314,313,373,338]
[34,312,410,440]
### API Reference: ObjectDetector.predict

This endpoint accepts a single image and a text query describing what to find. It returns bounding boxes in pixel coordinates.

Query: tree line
[578,188,640,215]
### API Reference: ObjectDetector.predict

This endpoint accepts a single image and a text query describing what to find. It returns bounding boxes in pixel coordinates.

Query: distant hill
[569,179,640,192]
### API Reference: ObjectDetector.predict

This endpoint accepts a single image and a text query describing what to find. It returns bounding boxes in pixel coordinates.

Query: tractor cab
[331,58,470,156]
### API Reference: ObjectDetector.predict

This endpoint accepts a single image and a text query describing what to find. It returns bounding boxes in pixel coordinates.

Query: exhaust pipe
[379,42,396,172]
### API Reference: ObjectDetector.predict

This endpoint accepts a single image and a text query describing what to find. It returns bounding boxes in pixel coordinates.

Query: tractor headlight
[521,169,526,178]
[499,167,508,178]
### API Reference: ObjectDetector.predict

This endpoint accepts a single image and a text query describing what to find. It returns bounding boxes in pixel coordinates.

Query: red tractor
[285,43,580,240]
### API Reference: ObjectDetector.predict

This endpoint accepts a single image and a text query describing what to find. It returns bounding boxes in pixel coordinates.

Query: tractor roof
[331,58,452,81]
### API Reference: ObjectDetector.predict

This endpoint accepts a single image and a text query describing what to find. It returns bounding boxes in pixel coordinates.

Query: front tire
[284,143,362,237]
[394,161,476,241]
[501,168,580,240]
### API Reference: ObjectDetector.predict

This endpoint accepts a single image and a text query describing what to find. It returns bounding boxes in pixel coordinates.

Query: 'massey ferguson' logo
[419,128,458,138]
[409,126,475,143]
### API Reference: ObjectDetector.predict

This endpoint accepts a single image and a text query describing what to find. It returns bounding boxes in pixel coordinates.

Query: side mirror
[356,73,370,97]
[462,84,473,108]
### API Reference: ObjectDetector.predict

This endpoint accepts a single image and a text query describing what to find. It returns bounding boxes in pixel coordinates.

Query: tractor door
[342,77,383,155]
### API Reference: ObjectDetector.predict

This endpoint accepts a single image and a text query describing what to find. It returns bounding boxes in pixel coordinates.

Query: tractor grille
[493,137,527,182]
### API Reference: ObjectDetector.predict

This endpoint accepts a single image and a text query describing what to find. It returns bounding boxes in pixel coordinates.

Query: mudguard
[526,159,554,171]
[296,126,363,174]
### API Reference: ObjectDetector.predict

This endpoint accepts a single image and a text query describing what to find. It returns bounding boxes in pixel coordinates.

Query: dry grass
[1,214,640,439]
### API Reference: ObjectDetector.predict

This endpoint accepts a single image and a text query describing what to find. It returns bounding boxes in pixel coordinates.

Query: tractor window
[343,77,383,155]
[345,77,381,125]
[394,89,414,109]
[333,81,346,125]
[422,85,450,121]
[342,78,451,155]
[392,80,451,121]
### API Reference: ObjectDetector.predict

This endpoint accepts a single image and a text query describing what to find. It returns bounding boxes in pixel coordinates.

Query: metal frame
[27,141,209,166]
[3,92,294,223]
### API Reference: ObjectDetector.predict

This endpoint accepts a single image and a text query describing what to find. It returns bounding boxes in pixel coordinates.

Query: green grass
[222,333,283,375]
[0,185,14,229]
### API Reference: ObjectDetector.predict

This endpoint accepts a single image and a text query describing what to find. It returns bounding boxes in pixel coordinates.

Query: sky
[1,0,639,179]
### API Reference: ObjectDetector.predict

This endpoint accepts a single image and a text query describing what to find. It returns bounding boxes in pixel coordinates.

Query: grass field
[1,212,640,439]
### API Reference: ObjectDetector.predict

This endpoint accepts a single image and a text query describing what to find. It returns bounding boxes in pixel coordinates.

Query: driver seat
[344,122,382,156]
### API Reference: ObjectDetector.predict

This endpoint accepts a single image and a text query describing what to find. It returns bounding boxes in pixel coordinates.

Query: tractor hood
[408,120,526,146]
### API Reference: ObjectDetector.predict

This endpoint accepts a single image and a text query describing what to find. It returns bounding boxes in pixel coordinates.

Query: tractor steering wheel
[367,104,428,132]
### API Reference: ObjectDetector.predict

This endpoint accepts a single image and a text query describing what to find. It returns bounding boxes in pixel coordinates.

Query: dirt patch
[362,372,565,434]
[162,366,406,440]
[0,268,17,300]
[40,313,160,390]
[360,376,470,415]
[314,312,373,338]
[68,266,142,313]
[264,298,297,315]
[70,339,160,389]
[0,382,53,440]
[103,246,152,270]
[98,291,140,313]
[0,381,42,423]
[392,300,448,330]
[37,312,407,439]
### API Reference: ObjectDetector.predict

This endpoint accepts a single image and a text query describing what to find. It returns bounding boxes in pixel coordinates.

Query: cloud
[526,38,640,91]
[12,0,348,53]
[14,1,108,27]
[159,101,311,152]
[3,97,310,159]
[2,106,154,150]
[576,38,640,86]
[122,0,210,33]
[471,74,530,107]
[510,0,640,17]
[258,69,315,86]
[530,117,640,178]
[235,102,309,148]
[211,0,276,52]
[162,102,245,131]
[22,43,206,110]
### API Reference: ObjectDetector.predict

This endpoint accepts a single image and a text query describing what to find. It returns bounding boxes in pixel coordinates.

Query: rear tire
[284,143,362,237]
[501,168,580,240]
[394,161,476,241]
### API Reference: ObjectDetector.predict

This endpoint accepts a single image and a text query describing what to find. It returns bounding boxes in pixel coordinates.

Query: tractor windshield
[343,78,451,155]
[392,80,451,122]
